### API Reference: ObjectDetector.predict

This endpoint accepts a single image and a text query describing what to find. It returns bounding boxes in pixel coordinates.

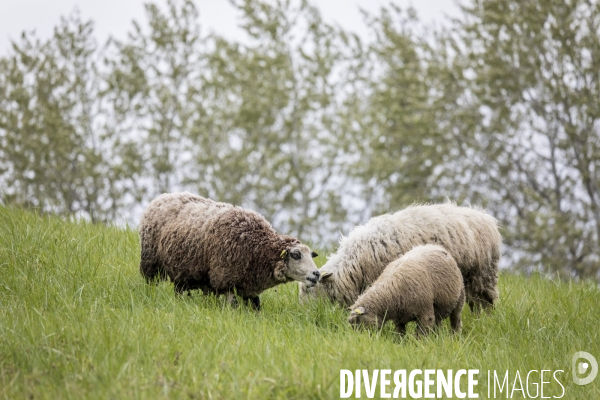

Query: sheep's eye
[311,251,318,258]
[291,250,302,260]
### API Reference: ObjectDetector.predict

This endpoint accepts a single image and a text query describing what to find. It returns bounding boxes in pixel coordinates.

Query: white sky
[0,0,461,53]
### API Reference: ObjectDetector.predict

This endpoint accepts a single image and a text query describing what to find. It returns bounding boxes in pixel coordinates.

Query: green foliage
[106,0,203,196]
[0,12,141,222]
[352,5,461,213]
[1,0,599,277]
[196,0,351,240]
[452,0,600,278]
[0,206,598,399]
[104,0,353,242]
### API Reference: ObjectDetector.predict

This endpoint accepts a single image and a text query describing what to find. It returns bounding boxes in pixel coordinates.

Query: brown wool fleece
[139,192,301,298]
[348,244,465,336]
[301,202,501,312]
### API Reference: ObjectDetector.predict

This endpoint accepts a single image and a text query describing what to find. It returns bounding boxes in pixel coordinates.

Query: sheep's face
[282,245,320,287]
[298,269,333,302]
[348,306,380,329]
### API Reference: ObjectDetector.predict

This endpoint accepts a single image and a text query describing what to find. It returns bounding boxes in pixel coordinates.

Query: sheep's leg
[433,317,444,332]
[467,292,494,315]
[465,267,498,314]
[226,292,239,308]
[243,296,261,311]
[451,289,465,333]
[174,282,189,297]
[394,321,406,336]
[467,294,487,315]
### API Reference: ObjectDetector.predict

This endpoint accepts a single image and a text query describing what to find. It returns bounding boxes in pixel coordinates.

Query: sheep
[139,192,321,310]
[348,244,465,336]
[299,202,501,312]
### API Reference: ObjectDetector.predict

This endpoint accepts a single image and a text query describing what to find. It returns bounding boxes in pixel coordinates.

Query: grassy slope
[0,206,598,399]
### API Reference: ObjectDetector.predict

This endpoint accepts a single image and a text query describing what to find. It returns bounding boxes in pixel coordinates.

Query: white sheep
[300,202,501,312]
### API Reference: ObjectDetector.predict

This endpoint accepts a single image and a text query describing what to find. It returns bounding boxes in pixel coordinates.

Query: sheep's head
[276,244,320,287]
[347,306,380,329]
[298,269,333,302]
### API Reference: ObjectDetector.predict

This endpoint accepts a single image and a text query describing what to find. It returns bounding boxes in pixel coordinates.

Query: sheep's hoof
[248,296,260,311]
[241,296,260,311]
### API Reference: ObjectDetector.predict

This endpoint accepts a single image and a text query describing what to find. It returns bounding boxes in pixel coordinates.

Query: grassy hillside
[0,206,598,399]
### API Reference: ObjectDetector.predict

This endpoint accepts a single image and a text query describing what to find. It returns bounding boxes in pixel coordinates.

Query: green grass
[0,206,599,399]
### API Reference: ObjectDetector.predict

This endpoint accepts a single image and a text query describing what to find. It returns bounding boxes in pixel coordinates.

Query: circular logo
[572,351,598,386]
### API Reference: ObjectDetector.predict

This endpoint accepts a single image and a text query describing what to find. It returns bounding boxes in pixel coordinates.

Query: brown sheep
[348,244,465,337]
[139,192,320,309]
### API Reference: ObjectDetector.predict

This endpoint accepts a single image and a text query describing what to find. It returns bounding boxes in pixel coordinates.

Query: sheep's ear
[280,249,288,259]
[353,306,365,315]
[319,271,333,282]
[311,251,318,258]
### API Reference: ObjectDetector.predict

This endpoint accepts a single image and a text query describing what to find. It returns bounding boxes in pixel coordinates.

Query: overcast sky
[0,0,461,53]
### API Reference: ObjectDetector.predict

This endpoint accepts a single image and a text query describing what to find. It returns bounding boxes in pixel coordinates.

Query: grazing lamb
[299,202,501,312]
[139,192,320,309]
[348,244,465,336]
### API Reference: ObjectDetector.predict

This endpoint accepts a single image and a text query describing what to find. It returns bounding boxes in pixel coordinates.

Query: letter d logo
[572,351,598,385]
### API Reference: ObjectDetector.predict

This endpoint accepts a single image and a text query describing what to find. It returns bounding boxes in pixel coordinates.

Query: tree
[105,0,204,200]
[191,0,355,242]
[349,6,455,217]
[453,0,600,278]
[0,11,140,222]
